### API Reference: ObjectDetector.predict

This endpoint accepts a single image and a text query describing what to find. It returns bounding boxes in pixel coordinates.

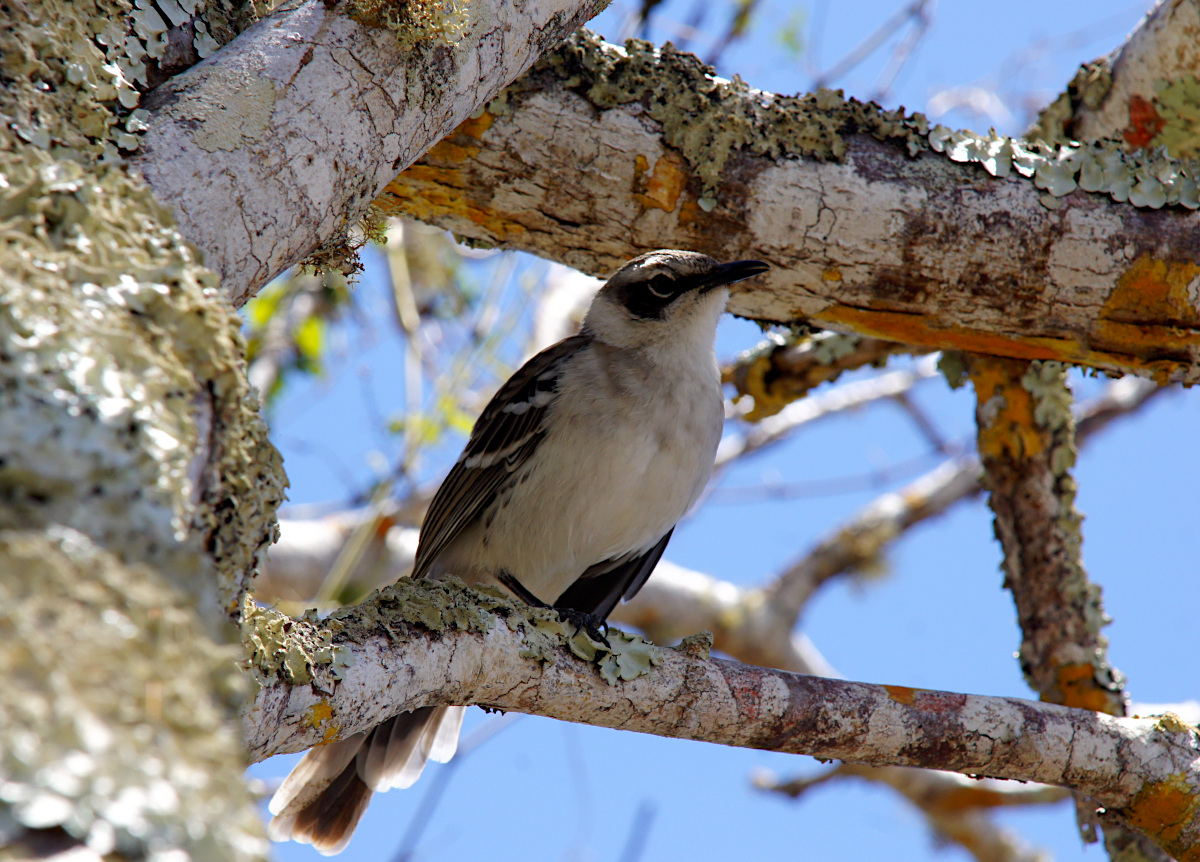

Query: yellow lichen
[967,358,1045,462]
[1101,255,1200,329]
[634,150,689,213]
[1123,774,1199,859]
[346,0,468,50]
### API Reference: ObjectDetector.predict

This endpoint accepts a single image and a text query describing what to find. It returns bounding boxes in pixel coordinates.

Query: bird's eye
[646,275,674,299]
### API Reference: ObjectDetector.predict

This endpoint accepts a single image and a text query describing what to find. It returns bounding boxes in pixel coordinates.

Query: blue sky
[251,2,1198,860]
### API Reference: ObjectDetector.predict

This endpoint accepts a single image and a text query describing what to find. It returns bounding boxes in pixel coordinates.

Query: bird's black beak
[700,259,770,291]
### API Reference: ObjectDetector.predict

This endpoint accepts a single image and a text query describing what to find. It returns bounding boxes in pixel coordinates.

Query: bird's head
[583,250,769,352]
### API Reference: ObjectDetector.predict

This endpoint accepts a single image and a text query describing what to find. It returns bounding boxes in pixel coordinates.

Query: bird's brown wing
[410,335,587,580]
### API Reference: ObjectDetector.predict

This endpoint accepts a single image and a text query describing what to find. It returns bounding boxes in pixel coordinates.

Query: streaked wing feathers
[412,336,586,579]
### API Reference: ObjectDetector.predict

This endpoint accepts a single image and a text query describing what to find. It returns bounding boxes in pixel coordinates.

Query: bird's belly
[445,404,719,604]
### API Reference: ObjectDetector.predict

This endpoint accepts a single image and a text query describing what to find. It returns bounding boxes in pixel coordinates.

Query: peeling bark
[133,0,609,305]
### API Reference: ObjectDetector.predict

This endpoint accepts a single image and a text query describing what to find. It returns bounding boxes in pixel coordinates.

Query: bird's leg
[496,570,550,608]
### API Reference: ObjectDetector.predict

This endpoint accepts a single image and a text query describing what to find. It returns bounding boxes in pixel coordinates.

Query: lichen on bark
[1,0,287,857]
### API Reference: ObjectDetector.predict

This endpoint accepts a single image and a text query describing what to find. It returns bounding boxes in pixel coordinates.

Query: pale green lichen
[938,351,969,390]
[532,30,931,198]
[1021,361,1082,526]
[1019,363,1119,691]
[0,146,285,615]
[168,65,278,153]
[241,596,342,685]
[596,630,666,684]
[527,31,1197,212]
[2,0,140,162]
[299,203,391,278]
[929,126,1200,210]
[296,578,665,689]
[809,332,864,365]
[1151,74,1200,160]
[674,630,714,660]
[0,529,265,862]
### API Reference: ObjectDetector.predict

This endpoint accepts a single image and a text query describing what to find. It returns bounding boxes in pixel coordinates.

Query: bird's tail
[268,705,465,855]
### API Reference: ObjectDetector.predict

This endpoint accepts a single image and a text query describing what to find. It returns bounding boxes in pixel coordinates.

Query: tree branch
[717,354,940,466]
[377,30,1200,382]
[724,332,930,421]
[969,357,1126,715]
[966,357,1172,860]
[757,763,1069,862]
[133,0,609,305]
[244,580,1200,860]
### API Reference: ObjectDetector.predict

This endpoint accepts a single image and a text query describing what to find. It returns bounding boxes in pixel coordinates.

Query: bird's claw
[555,607,611,648]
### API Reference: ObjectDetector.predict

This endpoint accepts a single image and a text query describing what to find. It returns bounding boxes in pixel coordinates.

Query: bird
[267,250,770,854]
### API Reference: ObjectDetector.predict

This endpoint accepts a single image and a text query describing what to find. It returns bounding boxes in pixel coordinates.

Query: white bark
[133,0,608,305]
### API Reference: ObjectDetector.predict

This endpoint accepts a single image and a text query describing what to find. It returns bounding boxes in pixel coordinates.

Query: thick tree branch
[133,0,608,305]
[244,580,1200,860]
[377,31,1200,382]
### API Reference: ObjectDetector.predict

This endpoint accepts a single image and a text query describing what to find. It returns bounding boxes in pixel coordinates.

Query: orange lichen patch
[884,685,973,712]
[884,684,917,705]
[303,701,341,744]
[677,197,701,228]
[817,306,1062,362]
[814,305,1198,382]
[633,150,688,212]
[455,110,495,141]
[401,111,496,165]
[378,171,527,240]
[822,268,843,282]
[1123,775,1199,860]
[966,356,1044,461]
[1101,255,1200,328]
[1049,663,1118,713]
[1124,95,1167,149]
